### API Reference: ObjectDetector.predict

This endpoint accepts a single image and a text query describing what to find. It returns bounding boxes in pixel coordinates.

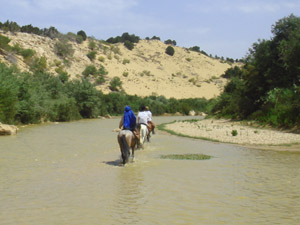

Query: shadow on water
[103,157,136,167]
[103,159,122,167]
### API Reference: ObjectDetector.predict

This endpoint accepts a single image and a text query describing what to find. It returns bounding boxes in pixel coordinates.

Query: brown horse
[146,121,155,142]
[117,130,138,164]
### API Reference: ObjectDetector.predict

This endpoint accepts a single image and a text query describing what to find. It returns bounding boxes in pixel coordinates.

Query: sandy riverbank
[163,119,300,151]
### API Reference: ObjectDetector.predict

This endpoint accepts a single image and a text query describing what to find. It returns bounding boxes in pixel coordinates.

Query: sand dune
[0,31,233,99]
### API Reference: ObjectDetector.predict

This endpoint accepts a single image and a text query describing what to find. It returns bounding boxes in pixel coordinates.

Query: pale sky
[0,0,299,59]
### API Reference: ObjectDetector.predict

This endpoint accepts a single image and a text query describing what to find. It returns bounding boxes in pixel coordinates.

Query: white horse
[138,123,149,148]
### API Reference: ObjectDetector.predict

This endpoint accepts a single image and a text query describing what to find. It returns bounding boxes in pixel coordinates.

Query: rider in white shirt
[137,106,148,125]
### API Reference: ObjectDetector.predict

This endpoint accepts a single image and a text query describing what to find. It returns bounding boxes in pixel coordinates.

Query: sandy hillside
[0,31,233,99]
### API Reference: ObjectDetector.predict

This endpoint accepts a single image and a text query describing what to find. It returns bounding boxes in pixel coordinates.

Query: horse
[117,130,138,164]
[138,123,149,148]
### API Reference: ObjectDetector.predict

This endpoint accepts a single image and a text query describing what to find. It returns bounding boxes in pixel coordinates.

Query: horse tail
[121,134,130,164]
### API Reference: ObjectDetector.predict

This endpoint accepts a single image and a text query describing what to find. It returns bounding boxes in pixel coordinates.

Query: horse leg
[120,135,130,164]
[131,141,135,162]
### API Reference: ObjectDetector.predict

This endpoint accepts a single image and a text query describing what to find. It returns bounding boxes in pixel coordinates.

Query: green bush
[30,56,47,73]
[231,130,238,136]
[87,51,96,61]
[95,76,106,85]
[98,56,105,62]
[89,40,97,50]
[58,72,70,83]
[0,63,19,123]
[82,65,98,77]
[122,58,130,64]
[99,65,108,76]
[109,77,122,91]
[165,46,175,56]
[77,30,87,41]
[0,34,11,51]
[20,48,35,60]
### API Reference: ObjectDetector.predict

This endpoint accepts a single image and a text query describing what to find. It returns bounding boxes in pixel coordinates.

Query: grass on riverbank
[160,154,211,160]
[157,121,222,143]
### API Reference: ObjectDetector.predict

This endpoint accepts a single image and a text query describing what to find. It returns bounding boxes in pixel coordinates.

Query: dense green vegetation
[160,154,211,160]
[212,14,300,128]
[0,63,209,125]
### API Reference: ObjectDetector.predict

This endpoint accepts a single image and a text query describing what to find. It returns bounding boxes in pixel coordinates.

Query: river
[0,116,299,225]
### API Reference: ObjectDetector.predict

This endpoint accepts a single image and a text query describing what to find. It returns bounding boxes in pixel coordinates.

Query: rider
[145,106,155,134]
[137,105,149,127]
[119,106,140,140]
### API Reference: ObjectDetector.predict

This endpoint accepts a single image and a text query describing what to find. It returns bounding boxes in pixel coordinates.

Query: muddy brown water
[1,116,300,225]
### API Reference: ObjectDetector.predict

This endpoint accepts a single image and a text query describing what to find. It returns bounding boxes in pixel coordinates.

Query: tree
[21,24,41,35]
[41,26,60,39]
[0,64,19,123]
[77,30,87,41]
[109,77,122,91]
[151,36,160,40]
[189,46,200,52]
[164,39,177,46]
[213,14,300,126]
[124,40,134,50]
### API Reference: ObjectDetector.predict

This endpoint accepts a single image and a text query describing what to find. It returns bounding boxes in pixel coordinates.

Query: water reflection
[112,164,145,225]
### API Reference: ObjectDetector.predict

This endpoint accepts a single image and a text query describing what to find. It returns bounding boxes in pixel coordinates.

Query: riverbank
[159,119,300,152]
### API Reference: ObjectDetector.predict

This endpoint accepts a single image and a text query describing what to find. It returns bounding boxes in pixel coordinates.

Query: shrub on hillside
[87,51,96,61]
[109,77,122,91]
[30,56,47,73]
[124,40,134,50]
[65,32,84,43]
[54,40,74,59]
[165,46,175,56]
[89,40,97,50]
[99,65,108,76]
[0,34,11,51]
[82,65,98,77]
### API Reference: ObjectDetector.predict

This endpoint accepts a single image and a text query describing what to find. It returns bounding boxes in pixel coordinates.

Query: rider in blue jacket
[119,106,140,139]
